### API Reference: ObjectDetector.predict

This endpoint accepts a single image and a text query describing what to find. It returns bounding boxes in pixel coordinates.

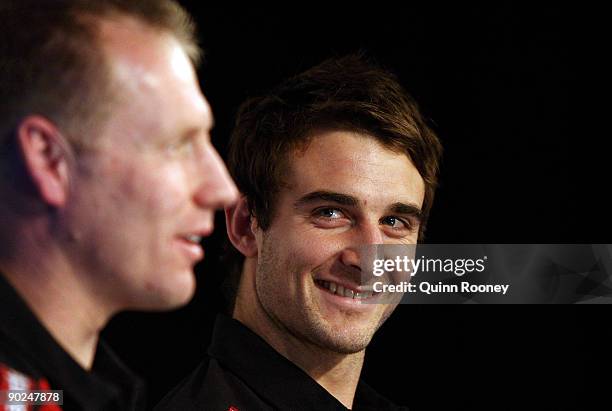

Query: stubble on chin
[256,237,392,355]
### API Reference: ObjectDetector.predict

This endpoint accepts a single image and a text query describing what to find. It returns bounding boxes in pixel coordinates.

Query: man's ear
[16,115,72,207]
[225,196,259,258]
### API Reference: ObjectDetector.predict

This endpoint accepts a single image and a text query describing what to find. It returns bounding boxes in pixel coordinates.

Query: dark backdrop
[104,4,610,410]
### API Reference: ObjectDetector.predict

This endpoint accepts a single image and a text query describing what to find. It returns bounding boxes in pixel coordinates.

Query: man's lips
[176,236,204,261]
[313,277,381,301]
[314,279,374,299]
[176,227,213,262]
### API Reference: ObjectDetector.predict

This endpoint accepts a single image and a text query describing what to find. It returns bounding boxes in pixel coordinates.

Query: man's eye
[380,216,411,230]
[311,207,351,229]
[166,138,194,154]
[315,208,344,219]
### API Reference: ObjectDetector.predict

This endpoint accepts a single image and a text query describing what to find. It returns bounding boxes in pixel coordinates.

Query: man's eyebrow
[388,202,423,221]
[294,191,359,208]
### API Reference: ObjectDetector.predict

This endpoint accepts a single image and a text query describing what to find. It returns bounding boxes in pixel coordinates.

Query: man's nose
[193,144,239,210]
[356,220,385,245]
[339,221,384,271]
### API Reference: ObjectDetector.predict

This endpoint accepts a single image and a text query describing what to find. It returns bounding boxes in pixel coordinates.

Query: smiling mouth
[181,234,202,244]
[314,279,376,300]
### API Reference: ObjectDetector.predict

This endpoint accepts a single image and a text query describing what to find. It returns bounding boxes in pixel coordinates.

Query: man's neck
[0,229,110,370]
[234,278,364,409]
[280,337,365,410]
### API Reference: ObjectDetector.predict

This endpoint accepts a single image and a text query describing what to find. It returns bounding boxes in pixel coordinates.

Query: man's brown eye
[316,208,342,219]
[381,216,408,229]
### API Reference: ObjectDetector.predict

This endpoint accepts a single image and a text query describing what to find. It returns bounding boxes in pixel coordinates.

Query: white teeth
[185,235,202,244]
[315,280,373,299]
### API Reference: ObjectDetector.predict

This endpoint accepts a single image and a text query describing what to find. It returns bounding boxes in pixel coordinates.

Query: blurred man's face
[62,17,237,311]
[252,130,424,353]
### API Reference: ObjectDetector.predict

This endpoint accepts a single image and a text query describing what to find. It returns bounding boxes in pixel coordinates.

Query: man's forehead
[284,130,425,208]
[96,16,173,71]
[90,14,210,137]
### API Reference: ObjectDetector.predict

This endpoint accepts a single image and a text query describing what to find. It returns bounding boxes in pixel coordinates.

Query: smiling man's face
[251,130,425,353]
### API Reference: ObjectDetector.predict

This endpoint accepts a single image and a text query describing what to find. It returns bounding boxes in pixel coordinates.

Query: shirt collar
[0,272,145,410]
[208,314,403,411]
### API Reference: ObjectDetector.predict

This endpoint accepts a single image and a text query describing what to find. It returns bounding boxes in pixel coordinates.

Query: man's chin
[318,335,372,355]
[307,322,376,355]
[130,274,196,311]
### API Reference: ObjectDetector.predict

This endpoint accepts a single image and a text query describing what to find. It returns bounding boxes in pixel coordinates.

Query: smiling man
[157,55,442,410]
[0,1,237,410]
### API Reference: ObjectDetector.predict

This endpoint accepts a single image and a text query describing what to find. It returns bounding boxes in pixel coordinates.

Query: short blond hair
[0,0,200,167]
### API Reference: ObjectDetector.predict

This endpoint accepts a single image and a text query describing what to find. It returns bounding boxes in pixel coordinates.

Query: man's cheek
[140,168,187,214]
[307,231,347,254]
[292,236,344,270]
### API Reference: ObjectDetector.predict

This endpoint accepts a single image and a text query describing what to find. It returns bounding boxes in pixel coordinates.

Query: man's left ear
[16,115,73,207]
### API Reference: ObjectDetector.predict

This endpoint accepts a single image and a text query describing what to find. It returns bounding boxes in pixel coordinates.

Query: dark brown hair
[223,55,443,310]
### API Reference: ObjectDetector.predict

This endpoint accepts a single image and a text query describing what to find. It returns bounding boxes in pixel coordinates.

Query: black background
[103,4,610,410]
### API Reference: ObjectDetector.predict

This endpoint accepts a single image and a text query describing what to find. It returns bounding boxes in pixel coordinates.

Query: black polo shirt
[156,314,408,411]
[0,273,145,411]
